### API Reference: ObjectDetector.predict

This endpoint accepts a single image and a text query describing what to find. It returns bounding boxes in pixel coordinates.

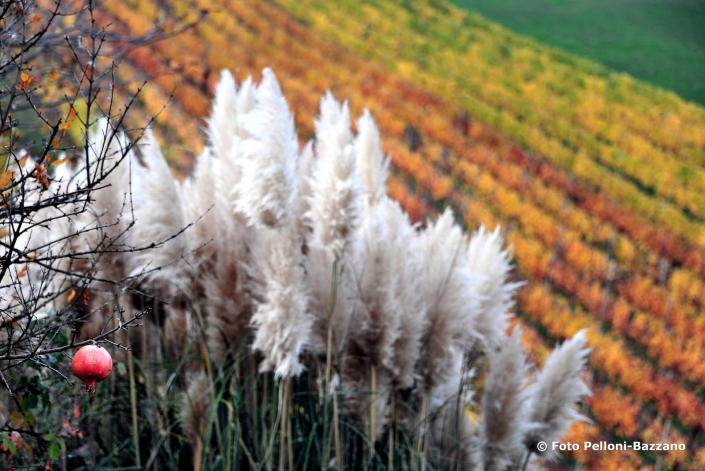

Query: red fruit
[72,345,112,394]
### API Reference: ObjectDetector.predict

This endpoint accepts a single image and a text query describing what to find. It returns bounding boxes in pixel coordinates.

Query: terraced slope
[93,0,705,468]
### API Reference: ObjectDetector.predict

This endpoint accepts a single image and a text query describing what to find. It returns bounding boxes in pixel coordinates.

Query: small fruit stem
[127,334,141,468]
[85,379,96,394]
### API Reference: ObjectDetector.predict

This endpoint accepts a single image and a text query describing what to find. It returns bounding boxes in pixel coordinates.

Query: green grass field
[449,0,705,107]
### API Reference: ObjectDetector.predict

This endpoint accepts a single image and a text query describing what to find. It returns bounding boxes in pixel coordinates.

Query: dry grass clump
[35,68,591,470]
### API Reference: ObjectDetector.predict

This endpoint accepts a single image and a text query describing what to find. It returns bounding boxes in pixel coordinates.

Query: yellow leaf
[10,412,22,427]
[51,158,69,167]
[18,73,33,91]
[67,289,76,304]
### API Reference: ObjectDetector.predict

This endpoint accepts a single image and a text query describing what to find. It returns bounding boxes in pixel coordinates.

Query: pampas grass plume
[524,329,591,457]
[466,225,524,353]
[306,92,360,261]
[235,68,298,229]
[481,326,531,471]
[128,130,189,298]
[416,208,481,387]
[251,223,312,378]
[355,109,390,209]
[207,70,239,165]
[180,148,218,259]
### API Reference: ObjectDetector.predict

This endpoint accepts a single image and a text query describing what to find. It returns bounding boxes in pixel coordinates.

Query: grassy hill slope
[449,0,705,106]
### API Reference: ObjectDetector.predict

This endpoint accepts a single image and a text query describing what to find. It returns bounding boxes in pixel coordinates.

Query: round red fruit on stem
[72,344,112,394]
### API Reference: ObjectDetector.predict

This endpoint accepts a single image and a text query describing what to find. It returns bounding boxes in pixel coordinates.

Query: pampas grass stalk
[251,354,260,458]
[279,378,288,471]
[389,391,395,471]
[333,386,341,468]
[127,329,141,468]
[287,378,294,470]
[454,357,470,471]
[417,387,430,471]
[262,373,270,468]
[265,377,282,471]
[369,363,377,466]
[323,259,339,471]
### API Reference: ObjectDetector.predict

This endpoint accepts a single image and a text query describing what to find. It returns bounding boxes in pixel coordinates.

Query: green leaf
[24,413,35,427]
[22,393,38,409]
[117,363,127,375]
[49,442,60,460]
[42,434,56,441]
[2,437,16,456]
[41,392,50,409]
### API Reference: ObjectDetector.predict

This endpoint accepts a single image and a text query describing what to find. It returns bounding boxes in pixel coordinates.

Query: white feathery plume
[524,329,591,458]
[342,197,414,440]
[387,213,425,389]
[296,141,316,205]
[68,118,133,276]
[0,155,59,319]
[180,148,218,259]
[73,118,133,246]
[303,242,354,355]
[207,70,239,164]
[466,225,524,354]
[58,119,134,338]
[202,232,254,366]
[415,208,482,388]
[46,159,81,310]
[427,354,471,410]
[481,326,532,471]
[237,75,257,126]
[128,130,189,299]
[349,197,404,369]
[294,141,316,244]
[306,91,360,261]
[235,68,298,229]
[251,222,312,378]
[199,71,263,365]
[204,71,246,241]
[354,109,390,210]
[348,197,423,385]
